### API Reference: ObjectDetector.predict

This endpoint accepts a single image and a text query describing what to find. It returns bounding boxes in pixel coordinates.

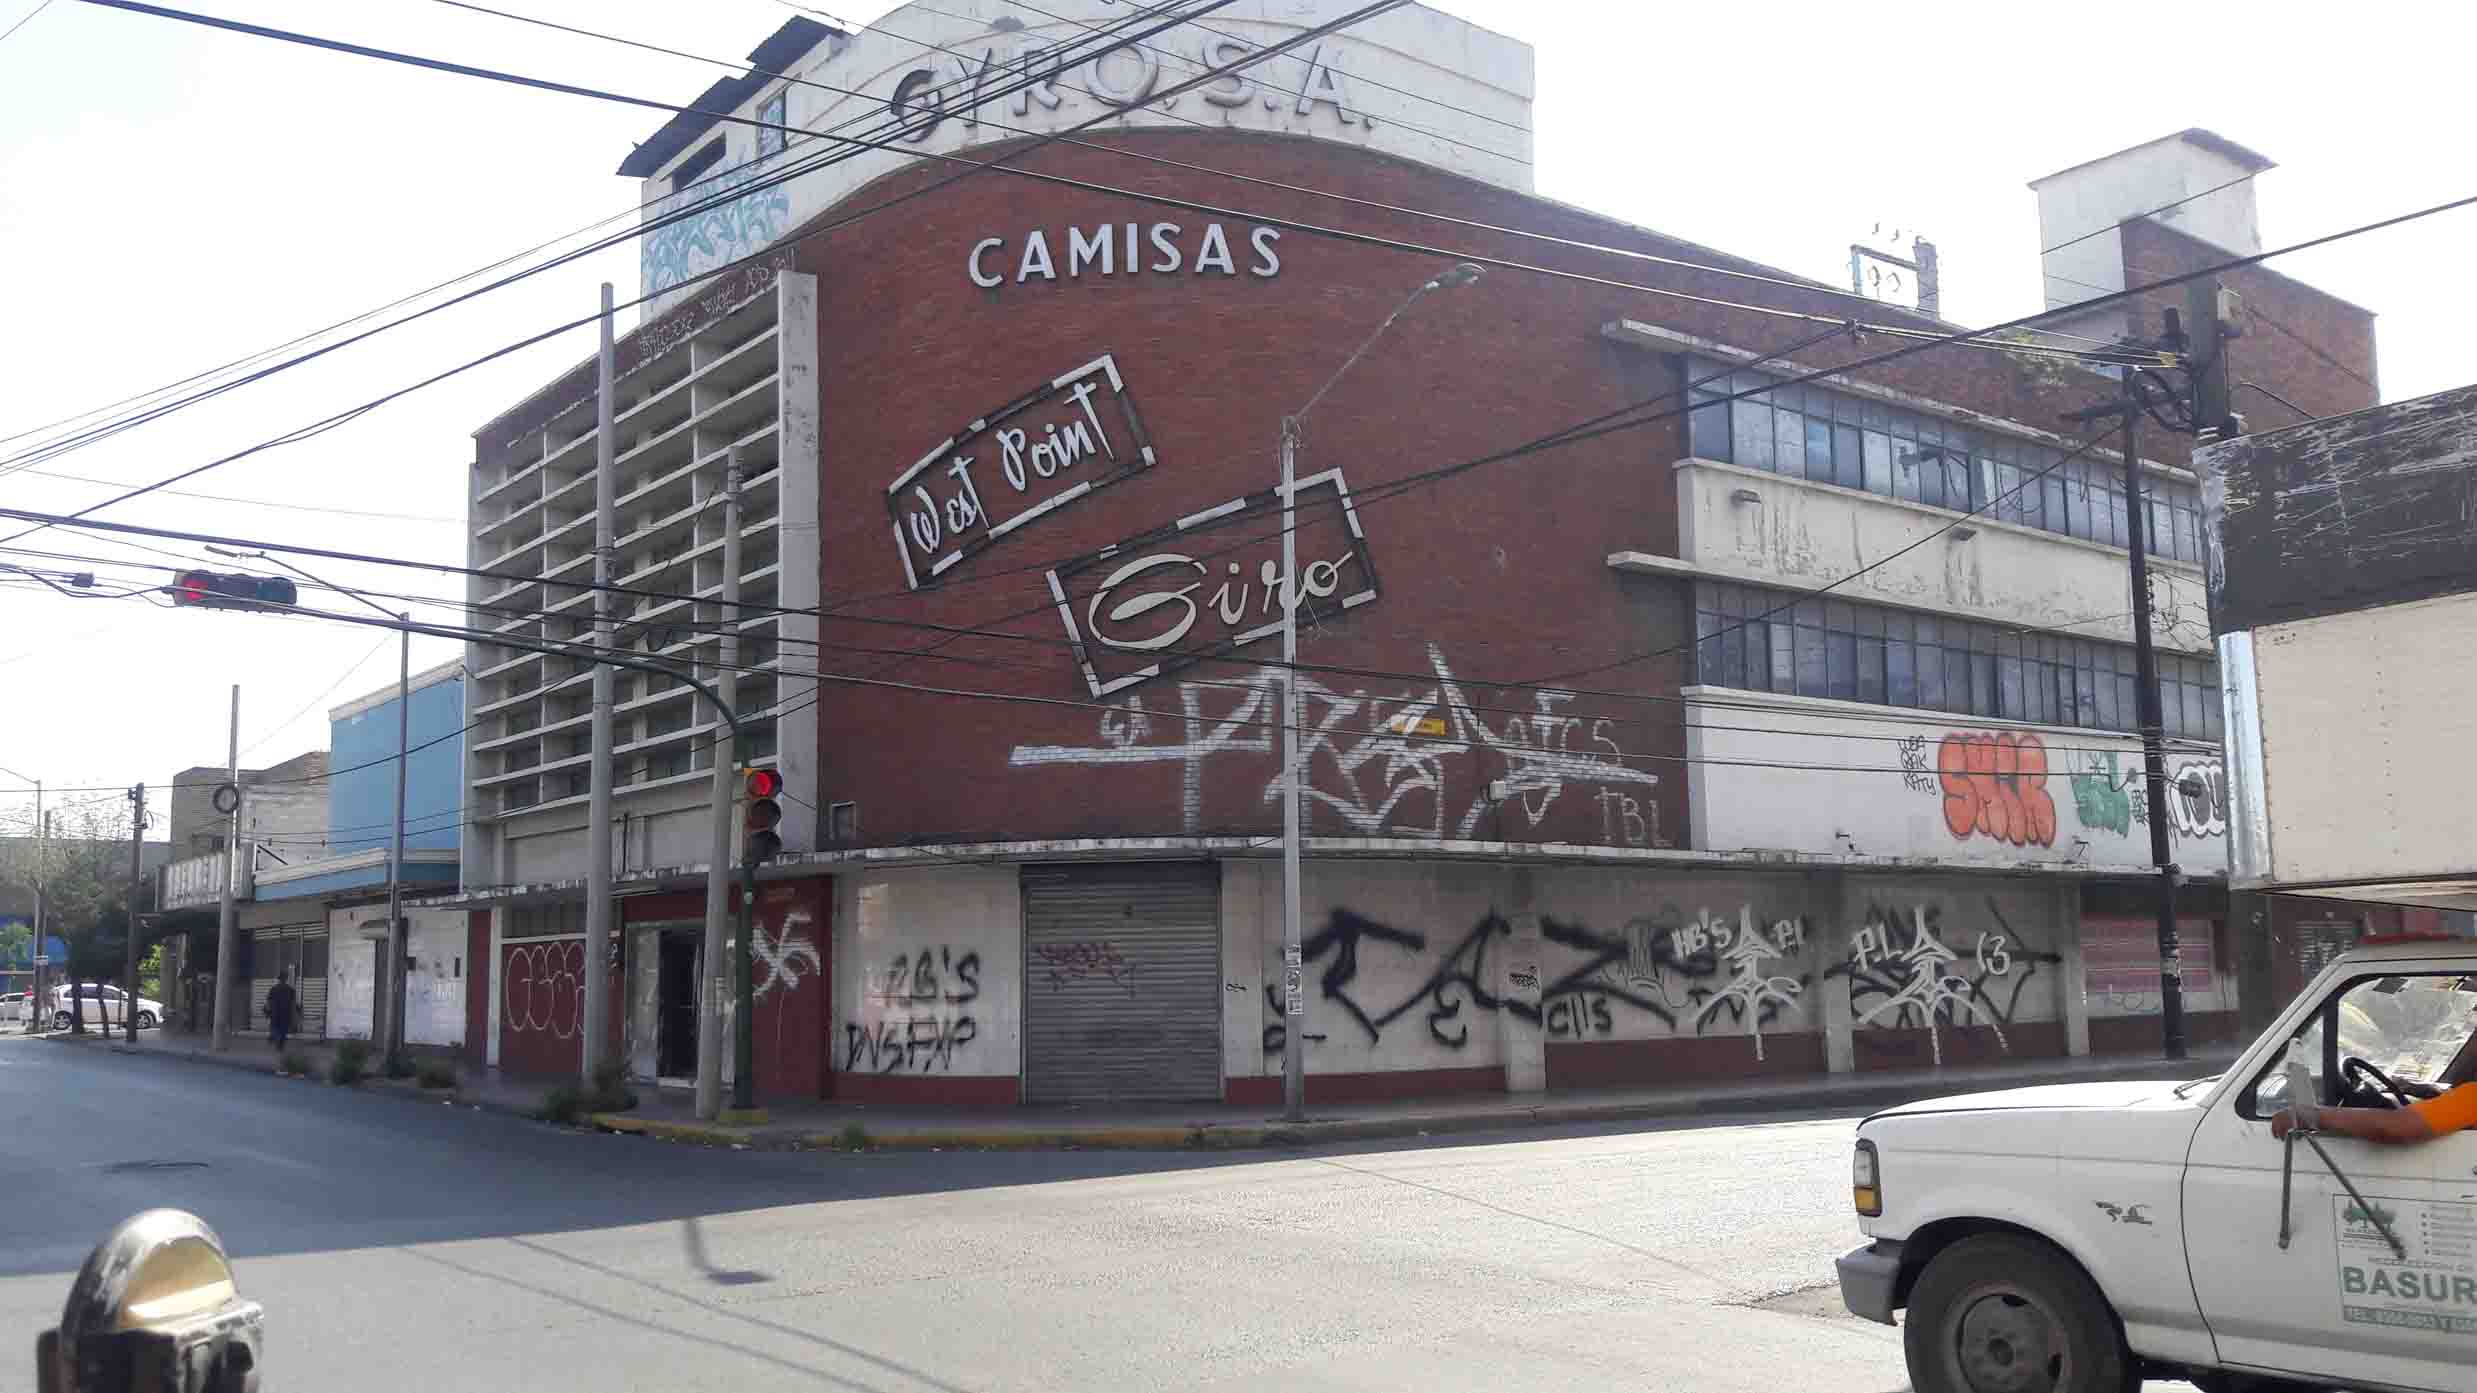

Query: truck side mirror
[35,1209,262,1393]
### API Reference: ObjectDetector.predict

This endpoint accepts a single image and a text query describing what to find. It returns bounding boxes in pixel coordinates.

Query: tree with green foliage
[0,798,147,1035]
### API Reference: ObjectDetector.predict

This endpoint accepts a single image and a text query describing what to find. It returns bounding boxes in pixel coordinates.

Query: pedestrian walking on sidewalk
[265,971,296,1054]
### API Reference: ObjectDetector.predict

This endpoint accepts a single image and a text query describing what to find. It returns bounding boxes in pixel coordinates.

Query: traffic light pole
[696,453,744,1122]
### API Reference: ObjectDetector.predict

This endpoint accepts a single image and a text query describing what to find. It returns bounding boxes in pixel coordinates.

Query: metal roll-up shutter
[296,931,329,1039]
[1022,862,1221,1105]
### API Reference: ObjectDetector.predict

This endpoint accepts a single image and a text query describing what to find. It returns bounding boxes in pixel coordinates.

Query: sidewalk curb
[584,1051,2240,1153]
[37,1031,540,1122]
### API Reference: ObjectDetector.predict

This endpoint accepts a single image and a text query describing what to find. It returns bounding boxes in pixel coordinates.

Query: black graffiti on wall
[867,946,981,1006]
[843,1015,979,1073]
[847,945,984,1073]
[1259,906,1807,1054]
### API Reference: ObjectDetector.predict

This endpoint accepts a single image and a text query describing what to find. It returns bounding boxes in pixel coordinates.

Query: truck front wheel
[1905,1233,2132,1393]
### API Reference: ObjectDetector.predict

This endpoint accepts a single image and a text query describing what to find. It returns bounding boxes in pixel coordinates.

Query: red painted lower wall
[2088,1010,2242,1054]
[1224,1066,1502,1106]
[835,1073,1022,1106]
[1545,1033,1828,1091]
[1853,1021,2066,1071]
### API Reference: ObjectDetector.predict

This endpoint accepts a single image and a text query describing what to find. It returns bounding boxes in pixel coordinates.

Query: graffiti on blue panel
[642,157,793,299]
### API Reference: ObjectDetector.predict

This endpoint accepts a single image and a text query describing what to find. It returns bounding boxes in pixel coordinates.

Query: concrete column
[2055,881,2091,1057]
[1815,870,1856,1074]
[1500,867,1545,1094]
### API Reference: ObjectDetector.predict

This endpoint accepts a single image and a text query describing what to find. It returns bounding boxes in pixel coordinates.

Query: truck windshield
[2255,972,2477,1111]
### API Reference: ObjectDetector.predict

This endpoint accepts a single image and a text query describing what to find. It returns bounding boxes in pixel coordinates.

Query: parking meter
[35,1210,262,1393]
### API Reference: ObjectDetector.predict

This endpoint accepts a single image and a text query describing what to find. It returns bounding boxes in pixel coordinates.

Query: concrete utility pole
[383,612,411,1062]
[124,783,144,1044]
[696,452,745,1120]
[213,688,239,1050]
[1276,263,1483,1122]
[583,280,619,1084]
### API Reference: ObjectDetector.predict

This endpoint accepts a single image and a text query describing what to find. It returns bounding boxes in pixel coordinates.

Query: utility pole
[382,612,411,1064]
[124,783,144,1044]
[1277,417,1306,1123]
[2119,392,2187,1061]
[582,281,619,1084]
[696,450,744,1121]
[213,688,239,1050]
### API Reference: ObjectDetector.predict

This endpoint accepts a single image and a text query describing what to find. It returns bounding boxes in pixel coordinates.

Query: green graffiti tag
[2070,753,2135,837]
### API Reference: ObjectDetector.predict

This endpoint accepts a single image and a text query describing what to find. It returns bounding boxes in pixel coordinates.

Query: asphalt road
[1,1034,1910,1392]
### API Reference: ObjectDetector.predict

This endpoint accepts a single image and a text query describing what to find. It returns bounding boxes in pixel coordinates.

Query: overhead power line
[4,535,2225,763]
[3,0,1208,479]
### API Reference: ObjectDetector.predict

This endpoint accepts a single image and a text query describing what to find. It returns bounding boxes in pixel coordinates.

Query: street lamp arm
[1288,263,1484,428]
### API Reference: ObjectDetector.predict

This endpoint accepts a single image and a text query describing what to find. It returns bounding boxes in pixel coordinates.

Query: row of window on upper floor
[1694,581,2224,742]
[1684,360,2207,566]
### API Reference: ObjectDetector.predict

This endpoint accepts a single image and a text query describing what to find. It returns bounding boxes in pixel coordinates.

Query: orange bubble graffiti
[1936,731,2057,848]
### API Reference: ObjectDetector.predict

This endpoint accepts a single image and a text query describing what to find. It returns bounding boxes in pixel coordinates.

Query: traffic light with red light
[169,570,299,611]
[742,768,784,864]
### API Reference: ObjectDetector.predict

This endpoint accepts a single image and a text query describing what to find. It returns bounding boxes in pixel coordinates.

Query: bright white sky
[1,0,2469,831]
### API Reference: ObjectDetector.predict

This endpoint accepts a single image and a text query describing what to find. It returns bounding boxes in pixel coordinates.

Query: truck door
[2183,965,2477,1390]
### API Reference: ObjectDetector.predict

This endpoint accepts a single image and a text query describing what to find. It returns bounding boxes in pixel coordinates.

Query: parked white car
[1841,935,2477,1393]
[44,984,163,1032]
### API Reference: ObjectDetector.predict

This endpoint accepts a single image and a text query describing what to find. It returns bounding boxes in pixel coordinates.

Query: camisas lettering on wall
[969,222,1282,286]
[1046,468,1379,698]
[886,353,1156,588]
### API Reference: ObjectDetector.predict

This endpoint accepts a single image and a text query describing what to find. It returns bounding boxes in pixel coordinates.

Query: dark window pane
[1863,431,1894,497]
[2204,679,2224,738]
[2119,673,2140,728]
[2064,468,2091,538]
[1834,424,1864,489]
[1946,457,1975,511]
[2075,666,2099,729]
[1795,598,1825,627]
[1970,653,1997,715]
[1825,599,1855,632]
[1806,417,1835,483]
[2108,491,2129,548]
[1795,623,1828,696]
[1769,626,1795,693]
[1747,621,1771,690]
[1717,622,1745,688]
[1915,616,1940,647]
[1884,610,1913,643]
[1993,463,2023,523]
[1891,438,1922,501]
[1697,616,1723,684]
[1826,631,1857,700]
[1997,655,2025,719]
[1918,452,1944,509]
[1777,409,1808,476]
[1689,394,1729,461]
[1734,399,1774,470]
[1918,645,1946,710]
[1887,642,1918,707]
[1859,638,1887,704]
[1855,606,1884,638]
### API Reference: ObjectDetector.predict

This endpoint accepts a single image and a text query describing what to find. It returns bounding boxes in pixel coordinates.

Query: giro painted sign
[1046,468,1380,698]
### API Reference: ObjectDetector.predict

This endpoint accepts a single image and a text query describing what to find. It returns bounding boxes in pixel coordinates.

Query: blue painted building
[244,659,468,1043]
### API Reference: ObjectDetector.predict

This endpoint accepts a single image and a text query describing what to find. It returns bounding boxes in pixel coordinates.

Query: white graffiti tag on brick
[1683,906,1806,1062]
[1008,644,1660,841]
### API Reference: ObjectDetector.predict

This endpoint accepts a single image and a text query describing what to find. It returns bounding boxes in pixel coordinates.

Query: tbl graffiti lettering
[1011,644,1662,843]
[1033,939,1134,994]
[1833,902,2060,1067]
[1937,731,2057,848]
[846,945,982,1074]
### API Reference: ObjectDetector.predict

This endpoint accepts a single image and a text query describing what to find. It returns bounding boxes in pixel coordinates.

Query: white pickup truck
[1838,936,2477,1393]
